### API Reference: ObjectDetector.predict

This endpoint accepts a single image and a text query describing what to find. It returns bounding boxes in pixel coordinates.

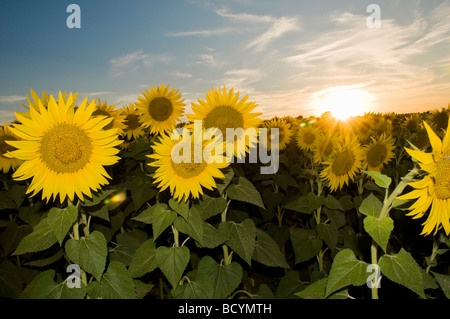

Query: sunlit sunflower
[136,84,185,135]
[403,113,423,133]
[148,129,229,202]
[428,105,450,136]
[296,125,321,152]
[18,89,78,118]
[354,116,374,143]
[397,120,450,236]
[6,92,121,204]
[260,118,293,151]
[409,126,430,150]
[363,133,395,172]
[0,122,23,173]
[122,104,145,140]
[313,133,339,165]
[93,100,127,135]
[186,86,262,160]
[320,135,364,192]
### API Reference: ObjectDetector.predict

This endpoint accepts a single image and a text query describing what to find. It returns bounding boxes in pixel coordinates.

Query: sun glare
[315,87,374,121]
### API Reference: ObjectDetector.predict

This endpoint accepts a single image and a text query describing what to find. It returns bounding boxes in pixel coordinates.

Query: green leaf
[134,279,154,299]
[197,256,243,299]
[152,206,177,241]
[363,216,394,252]
[172,275,214,299]
[132,203,169,224]
[216,167,234,195]
[156,245,190,288]
[359,193,382,218]
[379,248,425,298]
[47,205,78,245]
[252,229,289,268]
[20,270,86,299]
[220,219,256,265]
[201,222,227,249]
[129,239,158,278]
[316,222,339,251]
[173,207,204,244]
[87,261,136,299]
[65,231,107,281]
[195,195,227,220]
[325,249,369,297]
[431,271,450,298]
[13,217,58,255]
[169,199,190,219]
[226,177,265,209]
[290,228,323,264]
[324,195,344,211]
[363,171,392,188]
[295,278,327,299]
[127,174,158,210]
[283,192,325,214]
[81,189,116,207]
[275,271,304,299]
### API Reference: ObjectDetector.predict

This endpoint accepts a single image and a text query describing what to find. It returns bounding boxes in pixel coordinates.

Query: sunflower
[403,113,423,133]
[260,118,293,151]
[397,120,450,235]
[148,129,229,202]
[136,84,185,135]
[313,133,339,165]
[0,122,23,173]
[363,133,395,172]
[122,104,145,140]
[18,89,78,118]
[186,86,262,160]
[93,100,127,135]
[428,106,450,135]
[296,125,321,152]
[5,92,121,204]
[320,135,364,192]
[354,116,374,143]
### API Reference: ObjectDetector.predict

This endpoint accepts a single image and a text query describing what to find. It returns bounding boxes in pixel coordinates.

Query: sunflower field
[0,85,449,301]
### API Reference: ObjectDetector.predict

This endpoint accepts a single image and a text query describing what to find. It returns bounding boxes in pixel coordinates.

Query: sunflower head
[296,124,321,152]
[397,119,450,236]
[428,106,450,136]
[136,84,185,135]
[363,133,395,172]
[261,118,293,151]
[6,93,121,204]
[320,135,364,192]
[186,86,262,160]
[122,104,145,140]
[313,133,339,165]
[0,122,23,173]
[148,129,229,202]
[93,100,127,134]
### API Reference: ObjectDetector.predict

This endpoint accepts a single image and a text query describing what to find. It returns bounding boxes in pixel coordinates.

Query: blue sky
[1,0,450,123]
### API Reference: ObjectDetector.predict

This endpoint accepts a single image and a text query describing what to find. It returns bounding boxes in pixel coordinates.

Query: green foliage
[1,113,450,301]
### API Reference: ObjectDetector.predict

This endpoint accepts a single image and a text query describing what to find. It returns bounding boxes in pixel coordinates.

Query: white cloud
[167,27,234,37]
[0,110,16,124]
[109,50,172,78]
[0,96,26,103]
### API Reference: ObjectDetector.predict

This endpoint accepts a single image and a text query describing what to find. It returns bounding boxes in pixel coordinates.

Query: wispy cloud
[109,50,172,79]
[0,96,26,103]
[283,3,450,114]
[0,110,16,124]
[167,27,234,37]
[168,6,300,52]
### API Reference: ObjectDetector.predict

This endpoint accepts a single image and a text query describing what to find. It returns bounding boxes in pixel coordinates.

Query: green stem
[221,197,232,265]
[379,168,418,220]
[172,225,180,247]
[370,241,379,299]
[426,239,439,273]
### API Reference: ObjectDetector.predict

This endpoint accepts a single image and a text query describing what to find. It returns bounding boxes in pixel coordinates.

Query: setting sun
[314,87,375,121]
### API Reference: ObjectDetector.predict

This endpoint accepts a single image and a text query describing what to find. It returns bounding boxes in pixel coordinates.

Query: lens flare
[104,192,126,204]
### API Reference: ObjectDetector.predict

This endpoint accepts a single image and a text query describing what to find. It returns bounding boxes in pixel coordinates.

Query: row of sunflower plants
[0,85,449,299]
